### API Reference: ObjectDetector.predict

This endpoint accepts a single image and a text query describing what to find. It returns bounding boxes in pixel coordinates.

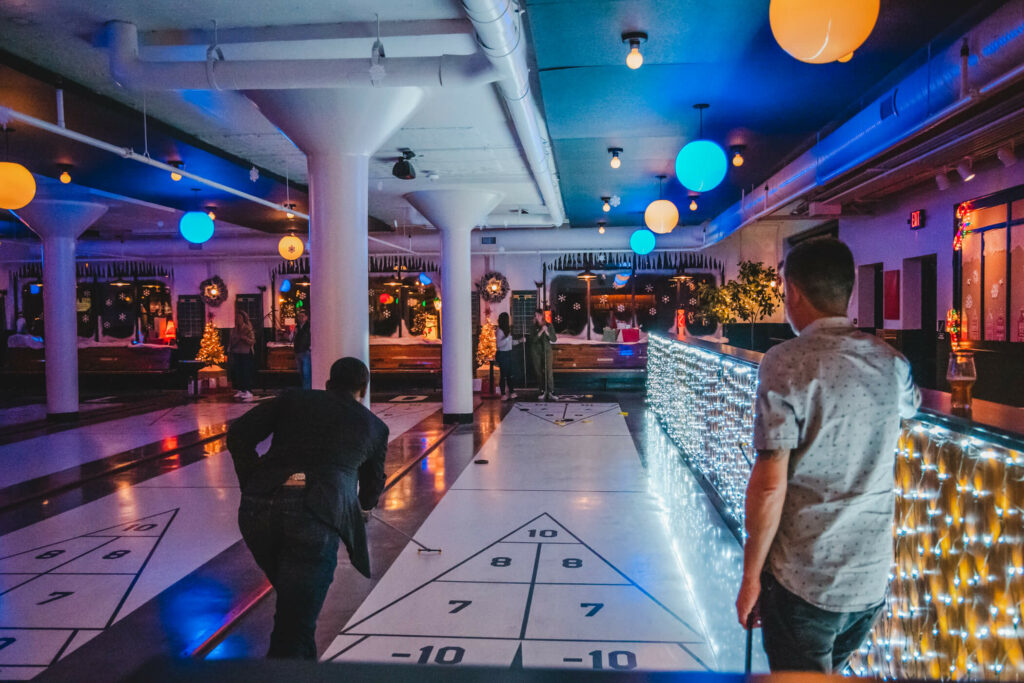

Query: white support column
[19,200,108,418]
[406,190,503,423]
[247,88,424,405]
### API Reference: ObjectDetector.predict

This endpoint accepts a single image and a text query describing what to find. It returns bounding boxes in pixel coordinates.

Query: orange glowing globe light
[0,162,37,210]
[278,234,304,261]
[769,0,879,64]
[644,199,678,234]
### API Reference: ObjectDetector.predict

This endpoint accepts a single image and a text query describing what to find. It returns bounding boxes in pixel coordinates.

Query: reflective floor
[0,391,765,680]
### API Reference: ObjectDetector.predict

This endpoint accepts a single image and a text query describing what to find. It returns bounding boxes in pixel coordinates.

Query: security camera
[392,149,416,180]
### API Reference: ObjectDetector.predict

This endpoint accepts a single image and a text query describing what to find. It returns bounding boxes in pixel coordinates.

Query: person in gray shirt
[735,238,921,672]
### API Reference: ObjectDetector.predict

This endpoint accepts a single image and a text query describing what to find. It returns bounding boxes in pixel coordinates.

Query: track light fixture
[392,149,416,180]
[608,147,623,169]
[622,31,648,70]
[956,158,975,182]
[997,145,1018,168]
[601,196,611,212]
[935,171,951,191]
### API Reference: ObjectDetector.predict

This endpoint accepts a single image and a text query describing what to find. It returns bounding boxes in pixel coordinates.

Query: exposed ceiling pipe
[705,0,1024,246]
[29,224,701,259]
[461,0,567,227]
[106,21,499,90]
[0,104,311,220]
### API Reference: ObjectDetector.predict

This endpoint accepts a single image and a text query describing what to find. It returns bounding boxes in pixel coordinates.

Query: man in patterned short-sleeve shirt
[735,238,921,673]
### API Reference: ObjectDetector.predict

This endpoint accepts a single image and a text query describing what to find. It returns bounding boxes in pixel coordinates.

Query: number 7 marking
[581,602,603,617]
[37,591,74,605]
[448,600,472,613]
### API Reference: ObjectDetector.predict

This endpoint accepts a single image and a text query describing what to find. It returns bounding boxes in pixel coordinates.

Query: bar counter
[646,333,1024,679]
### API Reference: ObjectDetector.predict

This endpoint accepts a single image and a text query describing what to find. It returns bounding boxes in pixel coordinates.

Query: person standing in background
[230,309,257,401]
[530,308,557,401]
[293,309,311,390]
[495,312,517,402]
[735,238,921,672]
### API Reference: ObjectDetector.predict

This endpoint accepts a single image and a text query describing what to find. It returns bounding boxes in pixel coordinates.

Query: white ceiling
[0,0,544,232]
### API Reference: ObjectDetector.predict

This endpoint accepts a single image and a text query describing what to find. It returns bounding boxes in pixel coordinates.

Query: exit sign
[908,209,925,230]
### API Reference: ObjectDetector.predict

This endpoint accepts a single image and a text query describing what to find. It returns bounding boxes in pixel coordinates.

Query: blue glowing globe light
[418,272,432,286]
[675,139,728,192]
[179,211,215,244]
[280,279,292,293]
[630,228,656,255]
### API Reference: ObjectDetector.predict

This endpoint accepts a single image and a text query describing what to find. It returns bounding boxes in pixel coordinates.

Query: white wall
[169,258,276,328]
[840,158,1024,330]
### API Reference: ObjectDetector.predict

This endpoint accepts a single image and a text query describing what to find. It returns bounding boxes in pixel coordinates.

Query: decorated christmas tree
[195,320,226,366]
[477,318,496,366]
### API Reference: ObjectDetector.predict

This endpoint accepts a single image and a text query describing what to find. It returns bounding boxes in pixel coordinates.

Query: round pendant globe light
[769,0,879,64]
[675,105,728,192]
[278,234,305,260]
[280,279,292,293]
[179,210,215,244]
[643,175,678,234]
[0,161,37,210]
[630,228,656,255]
[418,272,433,286]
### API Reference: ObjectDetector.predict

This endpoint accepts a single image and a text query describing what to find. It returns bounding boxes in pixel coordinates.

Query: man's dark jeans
[760,572,883,673]
[238,487,340,659]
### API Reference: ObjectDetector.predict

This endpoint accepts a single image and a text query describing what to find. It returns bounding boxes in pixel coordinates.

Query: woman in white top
[494,312,517,401]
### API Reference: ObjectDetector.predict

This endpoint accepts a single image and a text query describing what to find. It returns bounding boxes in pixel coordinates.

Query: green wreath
[200,276,228,307]
[477,271,509,303]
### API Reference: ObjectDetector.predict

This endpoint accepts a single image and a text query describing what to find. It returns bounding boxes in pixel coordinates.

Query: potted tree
[696,260,783,349]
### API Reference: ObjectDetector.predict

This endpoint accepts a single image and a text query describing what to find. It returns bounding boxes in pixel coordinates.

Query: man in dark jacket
[227,356,389,659]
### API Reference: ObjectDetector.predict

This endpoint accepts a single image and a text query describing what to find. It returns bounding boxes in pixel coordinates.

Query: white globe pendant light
[643,175,678,235]
[769,0,879,64]
[278,234,305,260]
[675,104,727,193]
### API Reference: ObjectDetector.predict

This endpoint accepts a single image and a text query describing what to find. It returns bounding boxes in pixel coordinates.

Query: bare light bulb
[286,211,295,219]
[170,171,182,182]
[626,44,643,70]
[689,199,698,211]
[599,225,606,234]
[207,211,216,220]
[732,151,744,167]
[59,170,71,184]
[610,154,621,169]
[602,201,611,212]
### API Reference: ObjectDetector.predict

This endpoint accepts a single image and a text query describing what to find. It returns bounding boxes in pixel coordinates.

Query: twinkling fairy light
[647,334,757,534]
[647,334,1024,679]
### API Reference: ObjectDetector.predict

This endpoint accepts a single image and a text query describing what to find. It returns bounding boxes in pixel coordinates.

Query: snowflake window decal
[573,302,581,310]
[689,297,697,306]
[118,313,127,321]
[557,294,566,302]
[648,307,657,315]
[555,315,563,323]
[644,284,654,293]
[599,295,609,305]
[616,304,626,312]
[105,299,113,307]
[381,309,391,319]
[661,296,670,304]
